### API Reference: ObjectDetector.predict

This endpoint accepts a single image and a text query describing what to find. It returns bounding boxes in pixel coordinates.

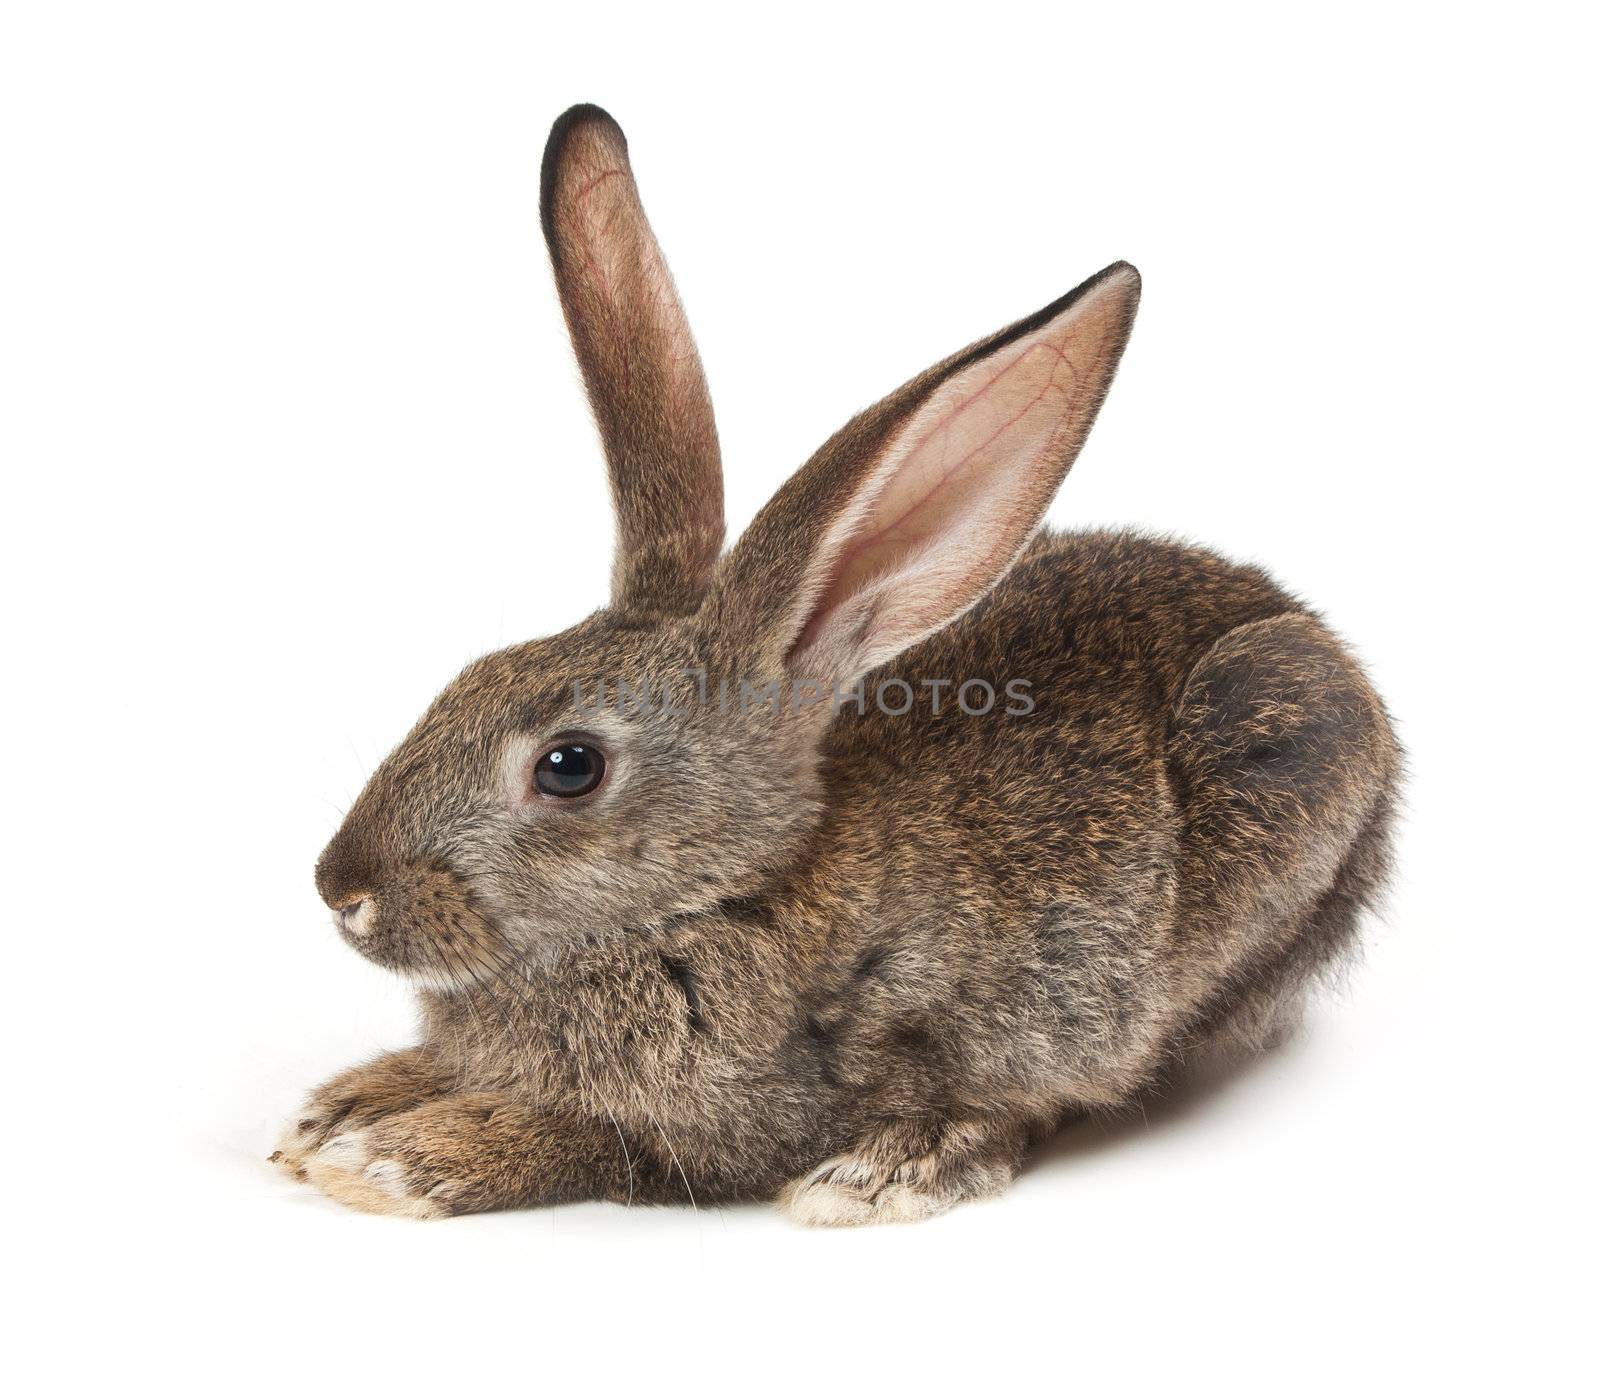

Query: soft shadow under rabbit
[273,105,1399,1225]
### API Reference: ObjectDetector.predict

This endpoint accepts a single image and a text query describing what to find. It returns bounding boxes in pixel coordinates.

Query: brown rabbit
[272,104,1399,1225]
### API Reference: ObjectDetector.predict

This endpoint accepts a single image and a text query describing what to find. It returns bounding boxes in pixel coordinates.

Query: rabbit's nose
[334,895,374,936]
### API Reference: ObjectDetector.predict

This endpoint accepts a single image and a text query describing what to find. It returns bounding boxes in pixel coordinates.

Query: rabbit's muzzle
[318,851,505,992]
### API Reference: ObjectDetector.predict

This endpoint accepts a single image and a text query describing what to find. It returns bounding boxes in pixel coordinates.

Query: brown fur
[278,106,1400,1225]
[540,105,723,616]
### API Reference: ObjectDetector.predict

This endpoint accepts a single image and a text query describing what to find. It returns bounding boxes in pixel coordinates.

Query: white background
[4,2,1594,1379]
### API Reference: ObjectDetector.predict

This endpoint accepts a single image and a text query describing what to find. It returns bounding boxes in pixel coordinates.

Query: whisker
[645,1109,700,1218]
[597,1092,637,1208]
[449,929,542,1081]
[421,928,506,1052]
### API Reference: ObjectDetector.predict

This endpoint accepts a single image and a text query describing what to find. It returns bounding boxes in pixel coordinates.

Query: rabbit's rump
[1164,610,1399,1049]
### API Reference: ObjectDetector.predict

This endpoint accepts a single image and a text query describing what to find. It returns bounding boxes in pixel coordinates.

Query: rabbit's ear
[541,106,724,615]
[704,262,1140,685]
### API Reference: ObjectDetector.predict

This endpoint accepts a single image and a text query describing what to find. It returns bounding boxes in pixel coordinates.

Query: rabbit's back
[824,527,1312,864]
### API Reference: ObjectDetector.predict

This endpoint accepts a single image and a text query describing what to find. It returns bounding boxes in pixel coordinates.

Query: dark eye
[533,743,606,799]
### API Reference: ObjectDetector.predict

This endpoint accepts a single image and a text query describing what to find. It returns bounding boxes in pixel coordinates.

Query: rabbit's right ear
[701,263,1140,689]
[541,106,724,616]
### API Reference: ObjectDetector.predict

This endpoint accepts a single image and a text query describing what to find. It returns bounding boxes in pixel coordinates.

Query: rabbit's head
[315,106,1140,985]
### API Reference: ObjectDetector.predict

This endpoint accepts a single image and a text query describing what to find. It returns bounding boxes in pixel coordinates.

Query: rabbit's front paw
[271,1047,444,1180]
[298,1094,547,1218]
[300,1127,460,1219]
[271,1096,357,1181]
[292,1093,658,1217]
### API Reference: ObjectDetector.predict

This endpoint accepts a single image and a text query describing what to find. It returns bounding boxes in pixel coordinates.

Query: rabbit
[272,104,1400,1225]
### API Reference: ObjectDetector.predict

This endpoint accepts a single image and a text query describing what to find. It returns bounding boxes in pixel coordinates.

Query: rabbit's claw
[270,1096,353,1180]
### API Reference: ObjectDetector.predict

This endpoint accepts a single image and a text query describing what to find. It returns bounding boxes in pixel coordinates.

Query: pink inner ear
[794,278,1132,681]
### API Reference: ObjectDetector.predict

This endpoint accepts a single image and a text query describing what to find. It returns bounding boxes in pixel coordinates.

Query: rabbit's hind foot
[779,1118,1025,1227]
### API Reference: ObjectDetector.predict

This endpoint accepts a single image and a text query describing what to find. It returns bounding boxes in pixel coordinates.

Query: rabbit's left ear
[541,106,724,615]
[703,262,1140,687]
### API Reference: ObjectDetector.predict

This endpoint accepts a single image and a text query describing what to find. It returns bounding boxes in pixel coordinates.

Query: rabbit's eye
[533,744,606,798]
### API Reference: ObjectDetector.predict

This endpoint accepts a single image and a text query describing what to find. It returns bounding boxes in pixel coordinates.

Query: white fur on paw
[361,1158,411,1197]
[781,1157,950,1227]
[782,1173,950,1227]
[316,1131,369,1171]
[301,1130,445,1220]
[780,1153,1011,1227]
